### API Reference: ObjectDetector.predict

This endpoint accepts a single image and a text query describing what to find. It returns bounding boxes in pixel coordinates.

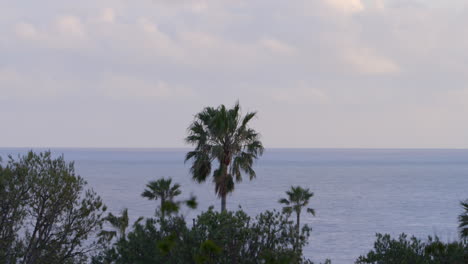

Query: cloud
[99,8,116,23]
[14,15,89,50]
[0,68,72,99]
[271,82,329,105]
[0,68,18,80]
[444,88,468,107]
[260,38,295,55]
[175,31,280,69]
[345,48,399,74]
[55,15,86,38]
[324,0,365,14]
[12,12,290,70]
[135,18,180,59]
[190,1,209,13]
[15,23,39,40]
[374,0,385,10]
[99,73,193,100]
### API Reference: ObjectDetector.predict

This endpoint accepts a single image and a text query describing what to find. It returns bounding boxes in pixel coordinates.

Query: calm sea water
[1,148,467,263]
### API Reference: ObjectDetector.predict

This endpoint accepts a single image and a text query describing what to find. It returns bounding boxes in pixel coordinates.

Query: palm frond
[161,201,180,215]
[141,189,155,200]
[98,230,117,242]
[184,151,197,163]
[242,111,256,127]
[189,152,212,183]
[226,175,235,193]
[104,212,120,228]
[121,208,129,234]
[282,206,293,215]
[133,216,144,227]
[279,198,290,205]
[231,152,256,182]
[185,195,198,209]
[306,208,316,216]
[459,201,468,239]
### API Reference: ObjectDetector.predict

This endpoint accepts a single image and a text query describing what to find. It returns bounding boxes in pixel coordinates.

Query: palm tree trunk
[220,162,229,212]
[296,211,300,252]
[221,194,227,212]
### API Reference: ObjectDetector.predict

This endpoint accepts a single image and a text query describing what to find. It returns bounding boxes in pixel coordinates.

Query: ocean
[1,148,467,263]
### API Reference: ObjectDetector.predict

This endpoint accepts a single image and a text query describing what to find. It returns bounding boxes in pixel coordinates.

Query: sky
[1,0,468,148]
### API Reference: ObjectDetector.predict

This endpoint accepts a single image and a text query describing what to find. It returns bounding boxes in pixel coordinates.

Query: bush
[93,207,321,264]
[355,233,468,264]
[0,151,106,264]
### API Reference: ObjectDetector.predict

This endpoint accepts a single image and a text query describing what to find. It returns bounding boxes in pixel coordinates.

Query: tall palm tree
[141,178,182,219]
[459,200,468,241]
[279,186,315,250]
[185,102,264,212]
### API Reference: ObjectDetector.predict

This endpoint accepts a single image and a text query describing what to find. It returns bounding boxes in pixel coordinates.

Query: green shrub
[356,233,468,264]
[0,151,106,264]
[93,207,321,264]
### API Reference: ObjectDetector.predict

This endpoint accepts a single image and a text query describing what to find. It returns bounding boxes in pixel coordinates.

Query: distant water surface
[1,148,467,263]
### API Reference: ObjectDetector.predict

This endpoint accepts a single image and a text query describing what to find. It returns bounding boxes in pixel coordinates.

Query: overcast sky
[1,0,468,148]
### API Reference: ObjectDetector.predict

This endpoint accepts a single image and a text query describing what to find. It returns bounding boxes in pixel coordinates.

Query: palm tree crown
[185,102,264,212]
[141,178,181,218]
[279,186,315,218]
[459,200,468,241]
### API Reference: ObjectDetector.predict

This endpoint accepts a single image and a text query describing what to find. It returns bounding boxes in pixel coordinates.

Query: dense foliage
[0,151,106,264]
[92,207,321,264]
[355,233,468,264]
[356,201,468,264]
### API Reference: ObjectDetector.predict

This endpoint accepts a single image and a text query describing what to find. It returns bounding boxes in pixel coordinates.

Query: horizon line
[1,146,468,151]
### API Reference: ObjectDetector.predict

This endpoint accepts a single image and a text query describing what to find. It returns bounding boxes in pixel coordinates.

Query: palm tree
[141,178,182,219]
[279,186,315,250]
[459,200,468,241]
[99,208,130,241]
[185,102,264,212]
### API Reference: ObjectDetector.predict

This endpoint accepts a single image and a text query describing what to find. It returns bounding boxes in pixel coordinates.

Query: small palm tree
[279,186,315,250]
[459,200,468,241]
[99,208,130,241]
[142,178,181,219]
[185,102,264,212]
